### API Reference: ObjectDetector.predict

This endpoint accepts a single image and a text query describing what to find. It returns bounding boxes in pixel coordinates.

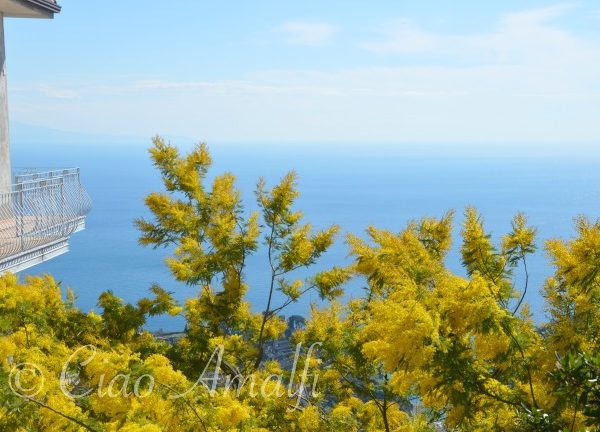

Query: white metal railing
[0,168,91,260]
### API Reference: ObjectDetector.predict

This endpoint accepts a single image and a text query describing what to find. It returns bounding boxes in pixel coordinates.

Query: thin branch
[502,322,538,410]
[156,381,208,432]
[269,286,315,317]
[255,222,277,369]
[274,262,312,277]
[512,251,529,315]
[21,395,100,432]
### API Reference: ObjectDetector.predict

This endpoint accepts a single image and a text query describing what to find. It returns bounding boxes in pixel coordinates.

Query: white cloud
[360,4,579,64]
[13,59,599,143]
[279,21,337,46]
[13,84,81,100]
[40,86,81,100]
[9,5,600,143]
[360,18,438,54]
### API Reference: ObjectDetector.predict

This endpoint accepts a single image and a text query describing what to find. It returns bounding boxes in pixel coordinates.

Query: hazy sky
[4,1,600,143]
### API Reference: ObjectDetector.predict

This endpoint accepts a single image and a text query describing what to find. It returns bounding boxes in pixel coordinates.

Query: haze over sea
[11,124,600,331]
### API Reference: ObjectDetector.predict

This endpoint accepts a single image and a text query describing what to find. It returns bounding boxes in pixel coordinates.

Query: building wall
[0,15,10,195]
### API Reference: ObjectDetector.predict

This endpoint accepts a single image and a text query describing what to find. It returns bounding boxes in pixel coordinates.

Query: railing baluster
[16,183,24,252]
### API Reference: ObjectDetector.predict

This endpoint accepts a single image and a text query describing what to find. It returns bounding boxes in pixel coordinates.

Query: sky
[4,0,600,144]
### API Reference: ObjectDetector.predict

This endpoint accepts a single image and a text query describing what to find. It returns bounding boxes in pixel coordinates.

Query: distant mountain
[9,122,148,147]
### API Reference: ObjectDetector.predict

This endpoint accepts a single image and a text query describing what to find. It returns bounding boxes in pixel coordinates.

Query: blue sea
[11,135,600,331]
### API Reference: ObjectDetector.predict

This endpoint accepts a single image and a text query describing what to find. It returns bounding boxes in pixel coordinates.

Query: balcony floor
[0,216,86,274]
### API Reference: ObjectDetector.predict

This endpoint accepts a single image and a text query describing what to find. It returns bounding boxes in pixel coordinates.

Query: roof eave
[15,0,60,15]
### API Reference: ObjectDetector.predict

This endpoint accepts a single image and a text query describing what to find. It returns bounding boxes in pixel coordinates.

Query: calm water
[11,140,600,330]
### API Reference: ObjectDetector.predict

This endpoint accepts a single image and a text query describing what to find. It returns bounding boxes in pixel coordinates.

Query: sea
[10,131,600,331]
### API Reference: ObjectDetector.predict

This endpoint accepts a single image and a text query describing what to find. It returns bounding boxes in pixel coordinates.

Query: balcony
[0,168,91,274]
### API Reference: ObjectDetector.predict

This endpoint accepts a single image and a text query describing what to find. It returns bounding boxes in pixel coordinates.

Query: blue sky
[4,1,600,143]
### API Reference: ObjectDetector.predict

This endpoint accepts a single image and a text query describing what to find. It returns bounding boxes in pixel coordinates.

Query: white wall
[0,15,10,194]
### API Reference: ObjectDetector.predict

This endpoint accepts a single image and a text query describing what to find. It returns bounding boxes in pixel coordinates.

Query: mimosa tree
[0,138,598,431]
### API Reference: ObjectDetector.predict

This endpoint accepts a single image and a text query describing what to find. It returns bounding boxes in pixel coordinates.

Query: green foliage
[98,285,179,343]
[552,351,600,428]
